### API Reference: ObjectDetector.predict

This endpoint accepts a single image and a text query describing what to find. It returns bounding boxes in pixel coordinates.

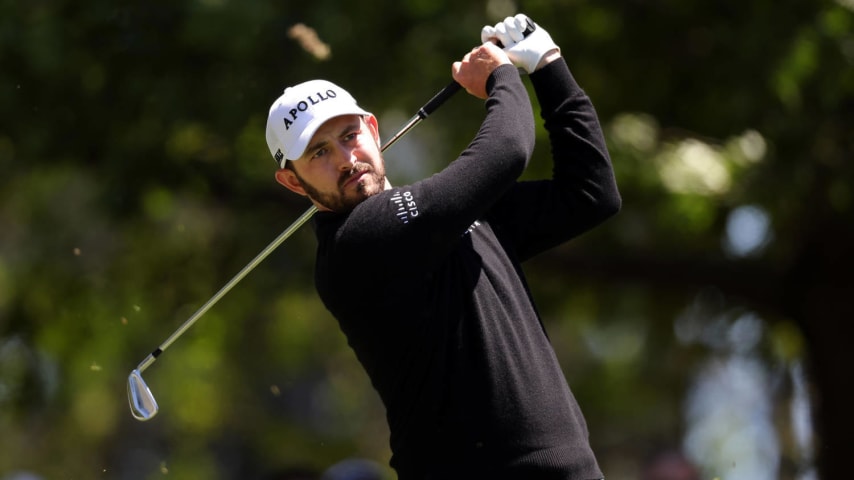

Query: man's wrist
[535,49,561,71]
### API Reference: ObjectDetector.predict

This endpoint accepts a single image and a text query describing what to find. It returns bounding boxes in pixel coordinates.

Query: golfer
[265,14,620,480]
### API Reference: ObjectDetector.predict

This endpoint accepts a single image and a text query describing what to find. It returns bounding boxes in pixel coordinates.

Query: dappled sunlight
[609,119,768,200]
[731,130,767,165]
[581,319,647,364]
[657,139,732,196]
[682,356,816,480]
[684,354,780,480]
[606,122,775,255]
[675,290,816,480]
[610,113,659,153]
[723,205,773,258]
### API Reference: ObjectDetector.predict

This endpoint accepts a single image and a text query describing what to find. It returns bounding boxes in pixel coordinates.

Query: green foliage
[1,0,852,478]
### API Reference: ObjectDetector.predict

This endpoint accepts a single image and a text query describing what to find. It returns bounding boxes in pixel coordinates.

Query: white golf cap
[265,79,371,168]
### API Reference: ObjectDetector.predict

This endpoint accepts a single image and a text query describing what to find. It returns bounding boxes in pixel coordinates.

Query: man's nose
[333,146,357,171]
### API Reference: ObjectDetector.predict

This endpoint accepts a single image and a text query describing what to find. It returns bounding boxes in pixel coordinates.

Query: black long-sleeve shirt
[312,60,620,479]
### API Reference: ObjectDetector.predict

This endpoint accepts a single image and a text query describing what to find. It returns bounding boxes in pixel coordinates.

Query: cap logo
[274,149,284,162]
[283,89,338,130]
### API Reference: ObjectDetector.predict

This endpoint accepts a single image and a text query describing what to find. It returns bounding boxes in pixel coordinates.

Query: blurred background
[1,0,852,479]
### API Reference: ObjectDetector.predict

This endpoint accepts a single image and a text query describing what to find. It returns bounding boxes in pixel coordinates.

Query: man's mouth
[341,167,370,188]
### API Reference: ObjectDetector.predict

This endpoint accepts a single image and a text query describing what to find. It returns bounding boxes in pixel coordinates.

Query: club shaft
[377,81,461,152]
[136,81,462,373]
[137,205,318,372]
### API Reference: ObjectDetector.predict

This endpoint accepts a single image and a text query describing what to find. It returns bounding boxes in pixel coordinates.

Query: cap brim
[285,109,371,161]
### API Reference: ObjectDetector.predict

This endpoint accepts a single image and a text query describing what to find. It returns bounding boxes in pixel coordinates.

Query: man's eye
[311,148,327,159]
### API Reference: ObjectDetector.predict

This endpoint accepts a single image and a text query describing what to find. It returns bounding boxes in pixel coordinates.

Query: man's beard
[294,162,386,212]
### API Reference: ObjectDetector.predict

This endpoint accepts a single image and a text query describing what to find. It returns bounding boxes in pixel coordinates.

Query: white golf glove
[481,14,560,74]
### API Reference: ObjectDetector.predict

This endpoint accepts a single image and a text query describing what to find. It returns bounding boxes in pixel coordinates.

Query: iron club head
[128,369,159,421]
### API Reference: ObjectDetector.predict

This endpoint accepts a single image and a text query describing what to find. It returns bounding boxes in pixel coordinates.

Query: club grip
[415,19,537,119]
[418,81,462,119]
[496,18,536,48]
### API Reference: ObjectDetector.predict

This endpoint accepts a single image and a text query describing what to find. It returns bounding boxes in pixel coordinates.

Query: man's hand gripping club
[482,14,561,74]
[452,13,561,100]
[451,42,512,100]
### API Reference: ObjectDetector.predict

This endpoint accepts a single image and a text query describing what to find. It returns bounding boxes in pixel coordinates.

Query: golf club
[128,18,539,420]
[128,80,463,421]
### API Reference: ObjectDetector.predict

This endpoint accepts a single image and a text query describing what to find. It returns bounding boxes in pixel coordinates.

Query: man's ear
[274,168,307,197]
[365,115,381,146]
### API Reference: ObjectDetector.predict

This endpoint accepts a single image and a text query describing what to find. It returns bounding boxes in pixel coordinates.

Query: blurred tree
[0,0,851,479]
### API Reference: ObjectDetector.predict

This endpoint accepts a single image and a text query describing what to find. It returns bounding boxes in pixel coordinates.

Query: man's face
[275,114,386,212]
